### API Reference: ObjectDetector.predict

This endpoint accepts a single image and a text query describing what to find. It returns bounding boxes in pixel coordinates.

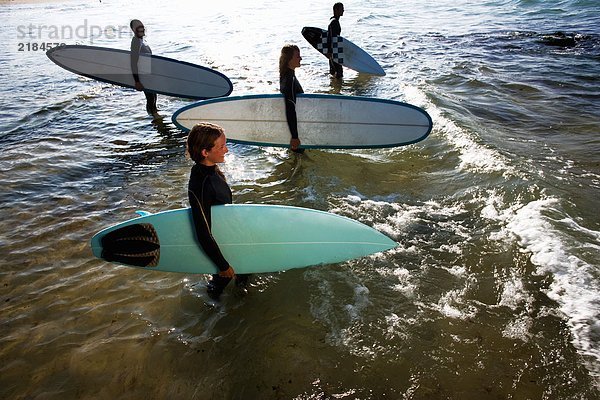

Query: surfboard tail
[100,223,160,268]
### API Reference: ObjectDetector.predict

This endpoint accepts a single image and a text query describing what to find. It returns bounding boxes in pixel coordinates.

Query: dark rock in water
[540,31,576,47]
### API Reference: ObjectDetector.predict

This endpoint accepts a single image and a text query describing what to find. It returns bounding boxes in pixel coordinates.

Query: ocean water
[1,0,599,399]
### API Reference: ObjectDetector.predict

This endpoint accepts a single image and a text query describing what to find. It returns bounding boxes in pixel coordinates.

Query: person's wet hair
[279,44,300,78]
[186,123,224,164]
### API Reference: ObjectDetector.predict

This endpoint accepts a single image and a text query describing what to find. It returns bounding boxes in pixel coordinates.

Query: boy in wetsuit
[328,2,345,79]
[187,123,249,300]
[130,19,159,118]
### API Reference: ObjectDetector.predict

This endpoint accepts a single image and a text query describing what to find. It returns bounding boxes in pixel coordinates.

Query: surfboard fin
[101,223,160,268]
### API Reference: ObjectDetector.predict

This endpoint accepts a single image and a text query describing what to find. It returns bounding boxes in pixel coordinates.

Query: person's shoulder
[189,167,214,194]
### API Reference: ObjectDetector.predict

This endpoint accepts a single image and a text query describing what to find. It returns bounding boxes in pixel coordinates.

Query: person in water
[279,44,304,153]
[130,19,159,118]
[187,122,249,300]
[327,2,345,79]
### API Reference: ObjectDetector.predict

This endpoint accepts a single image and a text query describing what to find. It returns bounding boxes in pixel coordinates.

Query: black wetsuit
[279,68,304,148]
[130,36,158,115]
[327,16,343,78]
[188,163,247,297]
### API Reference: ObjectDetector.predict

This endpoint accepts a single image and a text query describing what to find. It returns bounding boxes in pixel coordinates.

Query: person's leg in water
[329,58,343,79]
[144,91,159,117]
[335,61,343,78]
[329,58,336,77]
[206,274,231,300]
[151,93,158,115]
[235,274,251,292]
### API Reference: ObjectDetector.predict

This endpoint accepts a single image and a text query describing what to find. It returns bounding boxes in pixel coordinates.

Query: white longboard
[47,45,233,99]
[172,94,432,149]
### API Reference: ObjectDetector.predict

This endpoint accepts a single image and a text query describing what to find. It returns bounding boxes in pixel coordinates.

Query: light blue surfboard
[90,205,397,274]
[172,94,432,149]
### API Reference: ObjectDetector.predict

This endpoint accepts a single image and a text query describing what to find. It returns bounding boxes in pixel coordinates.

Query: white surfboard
[302,26,385,76]
[46,45,233,99]
[172,94,432,149]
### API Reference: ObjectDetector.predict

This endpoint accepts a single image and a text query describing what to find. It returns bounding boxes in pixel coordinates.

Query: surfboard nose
[302,27,322,44]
